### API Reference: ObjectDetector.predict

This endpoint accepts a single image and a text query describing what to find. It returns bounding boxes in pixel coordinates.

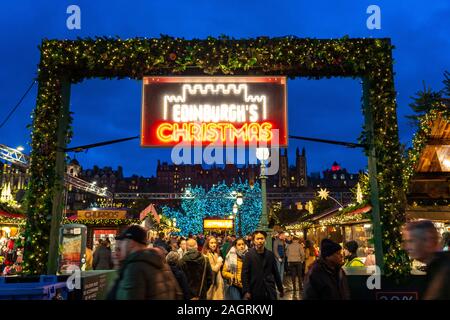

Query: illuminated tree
[161,180,261,236]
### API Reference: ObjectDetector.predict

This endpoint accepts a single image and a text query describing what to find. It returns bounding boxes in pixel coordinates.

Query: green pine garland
[25,35,408,278]
[62,218,141,226]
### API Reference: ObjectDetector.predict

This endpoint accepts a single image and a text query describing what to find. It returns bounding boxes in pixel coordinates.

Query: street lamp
[256,147,272,250]
[236,193,243,206]
[232,203,240,236]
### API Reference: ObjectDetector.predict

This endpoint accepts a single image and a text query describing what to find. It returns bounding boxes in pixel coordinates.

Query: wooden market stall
[406,101,450,235]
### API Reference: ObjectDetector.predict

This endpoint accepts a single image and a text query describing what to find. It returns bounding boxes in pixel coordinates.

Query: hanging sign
[141,76,288,147]
[77,210,127,220]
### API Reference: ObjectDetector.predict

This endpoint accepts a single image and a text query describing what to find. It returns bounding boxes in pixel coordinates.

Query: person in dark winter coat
[242,230,284,300]
[303,238,350,300]
[180,238,213,300]
[166,251,191,300]
[107,225,182,300]
[93,240,113,270]
[153,232,170,252]
[403,220,450,299]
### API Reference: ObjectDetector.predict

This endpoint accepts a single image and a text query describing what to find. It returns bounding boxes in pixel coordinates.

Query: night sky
[0,1,449,177]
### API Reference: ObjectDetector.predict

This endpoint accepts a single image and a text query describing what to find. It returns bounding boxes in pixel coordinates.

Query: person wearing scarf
[222,238,248,300]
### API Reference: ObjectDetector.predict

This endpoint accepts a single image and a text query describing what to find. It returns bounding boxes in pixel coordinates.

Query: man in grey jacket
[286,237,305,294]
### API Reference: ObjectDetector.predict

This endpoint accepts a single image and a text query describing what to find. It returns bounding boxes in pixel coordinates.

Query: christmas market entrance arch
[25,36,409,277]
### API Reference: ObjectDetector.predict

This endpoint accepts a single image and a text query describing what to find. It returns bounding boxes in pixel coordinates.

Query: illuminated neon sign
[203,219,234,230]
[141,76,287,147]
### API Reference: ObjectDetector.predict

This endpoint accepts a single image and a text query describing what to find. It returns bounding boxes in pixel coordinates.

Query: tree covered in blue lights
[162,180,261,236]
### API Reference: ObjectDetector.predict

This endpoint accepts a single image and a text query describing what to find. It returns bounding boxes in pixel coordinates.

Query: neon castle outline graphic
[163,84,267,121]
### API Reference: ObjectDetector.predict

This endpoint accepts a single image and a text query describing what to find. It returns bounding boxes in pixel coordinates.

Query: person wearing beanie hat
[343,241,365,267]
[320,239,342,259]
[303,238,350,300]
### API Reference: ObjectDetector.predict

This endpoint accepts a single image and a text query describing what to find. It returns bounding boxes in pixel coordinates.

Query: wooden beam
[426,138,450,145]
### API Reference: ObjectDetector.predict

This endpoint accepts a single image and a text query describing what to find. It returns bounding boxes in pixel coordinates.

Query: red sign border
[140,76,288,148]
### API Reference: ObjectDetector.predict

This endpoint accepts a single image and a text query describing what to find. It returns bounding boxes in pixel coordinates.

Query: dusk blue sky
[0,1,449,177]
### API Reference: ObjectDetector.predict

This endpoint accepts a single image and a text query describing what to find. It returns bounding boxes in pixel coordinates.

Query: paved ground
[279,274,304,300]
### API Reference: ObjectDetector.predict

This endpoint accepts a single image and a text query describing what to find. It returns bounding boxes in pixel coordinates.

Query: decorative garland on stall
[0,202,25,215]
[0,216,27,226]
[62,218,141,226]
[318,202,371,227]
[24,35,408,278]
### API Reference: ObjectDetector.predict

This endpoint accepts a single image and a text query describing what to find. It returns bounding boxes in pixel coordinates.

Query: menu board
[59,224,86,273]
[82,272,113,300]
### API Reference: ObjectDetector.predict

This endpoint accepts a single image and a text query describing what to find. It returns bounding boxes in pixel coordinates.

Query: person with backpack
[180,238,213,300]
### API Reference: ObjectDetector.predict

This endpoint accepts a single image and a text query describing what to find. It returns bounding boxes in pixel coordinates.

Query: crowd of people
[88,220,450,300]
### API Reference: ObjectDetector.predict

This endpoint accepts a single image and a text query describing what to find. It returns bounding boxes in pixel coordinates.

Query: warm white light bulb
[443,158,450,168]
[256,147,270,161]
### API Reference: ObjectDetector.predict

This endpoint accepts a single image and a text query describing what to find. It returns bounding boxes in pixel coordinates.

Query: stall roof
[415,100,450,173]
[406,205,450,221]
[286,204,372,229]
[0,210,25,219]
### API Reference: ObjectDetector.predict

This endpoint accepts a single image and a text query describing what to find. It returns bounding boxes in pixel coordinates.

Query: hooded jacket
[180,249,213,299]
[303,258,350,300]
[111,248,182,300]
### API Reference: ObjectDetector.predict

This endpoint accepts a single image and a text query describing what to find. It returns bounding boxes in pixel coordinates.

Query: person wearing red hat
[303,238,350,300]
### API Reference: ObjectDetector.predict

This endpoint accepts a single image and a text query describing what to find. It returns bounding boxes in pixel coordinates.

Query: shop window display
[0,228,25,275]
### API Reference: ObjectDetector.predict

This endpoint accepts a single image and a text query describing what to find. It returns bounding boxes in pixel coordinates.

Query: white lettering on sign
[77,210,127,220]
[164,84,267,121]
[378,295,414,300]
[376,292,418,300]
[204,219,233,229]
